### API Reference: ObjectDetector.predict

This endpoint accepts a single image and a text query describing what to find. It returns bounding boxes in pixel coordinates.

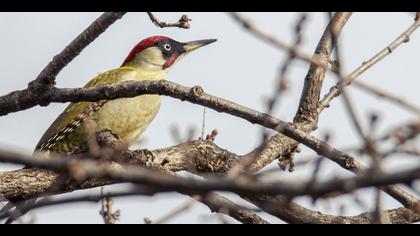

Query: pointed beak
[183,39,217,53]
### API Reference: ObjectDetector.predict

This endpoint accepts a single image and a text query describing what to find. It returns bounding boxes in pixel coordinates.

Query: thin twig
[147,12,191,29]
[318,17,420,113]
[153,196,200,224]
[99,187,120,224]
[326,12,371,157]
[201,108,206,140]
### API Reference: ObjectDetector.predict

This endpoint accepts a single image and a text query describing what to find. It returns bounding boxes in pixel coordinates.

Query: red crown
[121,35,170,66]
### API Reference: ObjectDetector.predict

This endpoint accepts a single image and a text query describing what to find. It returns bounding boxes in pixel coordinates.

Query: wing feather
[36,67,137,152]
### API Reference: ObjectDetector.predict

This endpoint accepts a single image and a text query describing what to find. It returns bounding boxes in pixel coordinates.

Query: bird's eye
[164,44,171,51]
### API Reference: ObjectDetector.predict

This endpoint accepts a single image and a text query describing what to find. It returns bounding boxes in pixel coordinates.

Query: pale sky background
[0,12,419,224]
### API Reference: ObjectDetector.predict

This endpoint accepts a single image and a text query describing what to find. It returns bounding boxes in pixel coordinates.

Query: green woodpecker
[3,36,216,224]
[38,35,216,154]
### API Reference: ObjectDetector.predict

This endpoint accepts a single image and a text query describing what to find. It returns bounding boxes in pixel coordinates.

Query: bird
[2,35,217,224]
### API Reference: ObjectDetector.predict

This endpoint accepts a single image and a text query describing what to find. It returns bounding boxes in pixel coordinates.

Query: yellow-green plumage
[37,66,166,154]
[35,37,217,156]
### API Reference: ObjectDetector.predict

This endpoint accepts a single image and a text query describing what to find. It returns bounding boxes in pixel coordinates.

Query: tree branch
[246,195,419,224]
[147,12,191,29]
[0,138,418,223]
[318,17,420,113]
[294,12,352,126]
[0,139,418,208]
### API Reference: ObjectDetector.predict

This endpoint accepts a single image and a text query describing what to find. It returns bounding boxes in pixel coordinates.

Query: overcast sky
[0,12,419,224]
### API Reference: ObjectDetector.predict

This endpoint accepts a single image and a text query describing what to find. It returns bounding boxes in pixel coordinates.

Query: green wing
[35,67,137,153]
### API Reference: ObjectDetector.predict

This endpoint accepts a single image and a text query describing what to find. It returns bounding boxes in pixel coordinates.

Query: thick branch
[246,195,419,224]
[246,13,352,175]
[0,141,418,207]
[0,140,418,223]
[294,12,352,126]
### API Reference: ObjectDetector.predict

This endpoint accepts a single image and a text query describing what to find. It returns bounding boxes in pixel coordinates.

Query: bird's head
[121,36,217,71]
